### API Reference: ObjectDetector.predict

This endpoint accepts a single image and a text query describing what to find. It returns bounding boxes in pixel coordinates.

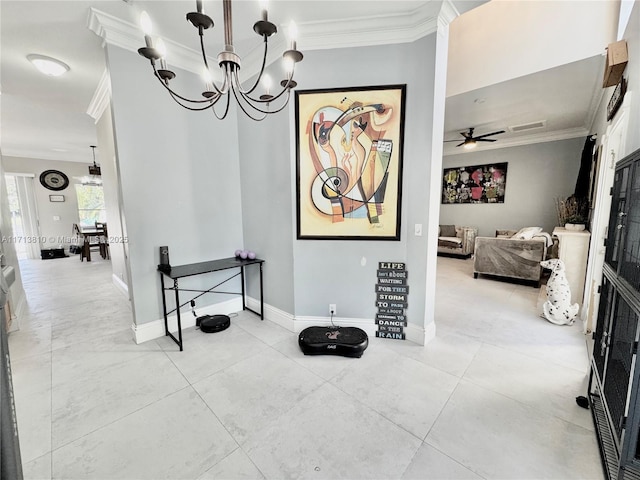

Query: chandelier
[137,0,303,121]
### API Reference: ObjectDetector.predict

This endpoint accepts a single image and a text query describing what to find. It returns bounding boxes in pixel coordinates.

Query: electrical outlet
[329,304,337,316]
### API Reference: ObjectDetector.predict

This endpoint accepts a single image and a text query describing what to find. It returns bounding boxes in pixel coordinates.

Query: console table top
[158,256,264,279]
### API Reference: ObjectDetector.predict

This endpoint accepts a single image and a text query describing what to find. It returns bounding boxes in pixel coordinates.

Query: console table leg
[241,266,246,312]
[160,274,169,336]
[260,262,264,320]
[174,279,183,351]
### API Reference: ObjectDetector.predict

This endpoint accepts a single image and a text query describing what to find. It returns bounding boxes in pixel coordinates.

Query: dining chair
[95,222,110,260]
[75,223,101,261]
[73,223,88,261]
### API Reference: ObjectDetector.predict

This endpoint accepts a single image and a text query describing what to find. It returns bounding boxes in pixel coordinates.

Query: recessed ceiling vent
[509,120,546,132]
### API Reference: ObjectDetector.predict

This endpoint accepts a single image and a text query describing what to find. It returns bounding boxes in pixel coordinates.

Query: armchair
[437,225,478,258]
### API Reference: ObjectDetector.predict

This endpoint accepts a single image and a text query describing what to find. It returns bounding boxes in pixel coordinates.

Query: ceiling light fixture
[77,146,103,186]
[137,0,303,121]
[463,140,477,150]
[88,145,101,177]
[27,54,69,77]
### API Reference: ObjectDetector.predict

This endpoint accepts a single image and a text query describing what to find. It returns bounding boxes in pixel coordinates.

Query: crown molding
[585,81,606,133]
[298,5,441,51]
[87,69,111,122]
[88,8,221,79]
[440,0,461,26]
[443,126,590,156]
[88,3,459,77]
[1,148,91,163]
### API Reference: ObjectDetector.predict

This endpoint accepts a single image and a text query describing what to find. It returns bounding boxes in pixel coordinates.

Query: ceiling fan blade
[476,138,497,142]
[473,130,506,140]
[444,139,462,142]
[456,142,465,147]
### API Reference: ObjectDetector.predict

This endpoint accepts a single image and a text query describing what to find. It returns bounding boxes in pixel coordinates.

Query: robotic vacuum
[196,314,230,333]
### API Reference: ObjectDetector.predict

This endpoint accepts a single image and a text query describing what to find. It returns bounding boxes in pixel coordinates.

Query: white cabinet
[552,227,591,305]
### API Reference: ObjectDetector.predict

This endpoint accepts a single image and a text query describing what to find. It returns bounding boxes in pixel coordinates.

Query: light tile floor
[8,255,604,479]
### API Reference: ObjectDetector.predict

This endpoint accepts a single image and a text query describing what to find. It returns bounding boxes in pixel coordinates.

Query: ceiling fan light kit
[444,127,506,149]
[137,0,303,121]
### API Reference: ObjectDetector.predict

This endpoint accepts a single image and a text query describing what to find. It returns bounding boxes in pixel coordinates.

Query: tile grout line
[327,374,426,444]
[420,358,475,444]
[48,384,196,456]
[184,341,331,480]
[421,439,490,480]
[456,372,596,434]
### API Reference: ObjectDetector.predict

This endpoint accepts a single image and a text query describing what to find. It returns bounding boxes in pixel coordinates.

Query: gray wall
[237,110,296,314]
[106,45,244,325]
[439,138,583,237]
[2,156,91,251]
[96,106,128,288]
[237,34,440,327]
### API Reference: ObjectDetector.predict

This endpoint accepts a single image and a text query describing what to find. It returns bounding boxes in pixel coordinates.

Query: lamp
[137,0,303,121]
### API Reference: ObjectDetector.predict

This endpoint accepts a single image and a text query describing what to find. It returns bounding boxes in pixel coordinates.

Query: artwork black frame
[295,84,406,240]
[442,162,508,204]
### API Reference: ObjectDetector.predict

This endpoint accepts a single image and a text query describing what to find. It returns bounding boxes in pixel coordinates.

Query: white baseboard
[13,291,27,321]
[294,315,378,336]
[248,295,436,345]
[404,320,436,345]
[132,294,438,348]
[112,274,129,298]
[131,298,243,344]
[8,291,27,332]
[246,296,295,330]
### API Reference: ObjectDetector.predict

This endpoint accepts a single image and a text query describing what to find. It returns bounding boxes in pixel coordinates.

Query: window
[75,184,106,226]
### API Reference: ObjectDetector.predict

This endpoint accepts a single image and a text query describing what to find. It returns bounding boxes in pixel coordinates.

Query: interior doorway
[582,102,630,334]
[4,174,40,260]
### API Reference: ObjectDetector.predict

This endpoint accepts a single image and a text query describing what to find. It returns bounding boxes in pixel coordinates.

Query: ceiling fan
[444,128,506,149]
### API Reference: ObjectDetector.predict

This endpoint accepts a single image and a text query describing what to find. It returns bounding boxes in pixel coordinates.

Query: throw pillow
[512,227,543,240]
[440,224,456,237]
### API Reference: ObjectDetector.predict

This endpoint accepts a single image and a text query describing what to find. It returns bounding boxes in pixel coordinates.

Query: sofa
[438,225,478,258]
[473,228,555,285]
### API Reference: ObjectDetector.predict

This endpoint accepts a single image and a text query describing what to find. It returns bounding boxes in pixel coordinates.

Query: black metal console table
[158,257,264,351]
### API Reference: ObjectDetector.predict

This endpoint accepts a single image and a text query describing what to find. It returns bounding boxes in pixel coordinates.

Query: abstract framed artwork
[442,162,508,204]
[295,85,406,240]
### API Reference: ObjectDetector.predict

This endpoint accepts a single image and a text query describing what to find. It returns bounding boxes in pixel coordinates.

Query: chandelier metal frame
[137,0,303,121]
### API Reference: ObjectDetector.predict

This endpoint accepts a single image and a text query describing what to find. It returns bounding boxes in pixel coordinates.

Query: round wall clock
[39,170,69,191]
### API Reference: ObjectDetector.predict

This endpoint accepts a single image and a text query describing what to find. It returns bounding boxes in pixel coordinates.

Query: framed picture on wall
[295,84,406,240]
[442,163,508,204]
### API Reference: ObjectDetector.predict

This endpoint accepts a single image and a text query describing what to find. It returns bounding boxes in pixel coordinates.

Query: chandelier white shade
[137,0,303,121]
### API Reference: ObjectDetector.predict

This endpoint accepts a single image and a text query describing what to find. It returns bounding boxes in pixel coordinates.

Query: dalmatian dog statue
[540,258,580,325]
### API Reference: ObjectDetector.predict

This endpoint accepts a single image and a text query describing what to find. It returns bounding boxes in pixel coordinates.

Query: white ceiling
[443,54,605,155]
[0,0,611,164]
